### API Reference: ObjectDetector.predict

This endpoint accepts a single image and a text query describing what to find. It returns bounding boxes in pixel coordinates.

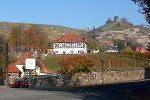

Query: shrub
[59,55,94,73]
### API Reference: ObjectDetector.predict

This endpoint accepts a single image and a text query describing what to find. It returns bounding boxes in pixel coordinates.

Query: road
[1,80,150,100]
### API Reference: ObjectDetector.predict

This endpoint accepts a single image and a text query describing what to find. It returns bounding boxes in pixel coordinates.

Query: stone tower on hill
[114,16,119,23]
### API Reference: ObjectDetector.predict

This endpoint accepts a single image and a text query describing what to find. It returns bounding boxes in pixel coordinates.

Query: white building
[6,52,49,78]
[53,34,87,54]
[105,46,118,52]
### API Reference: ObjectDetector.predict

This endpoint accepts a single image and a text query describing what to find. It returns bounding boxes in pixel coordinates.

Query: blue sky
[0,0,148,29]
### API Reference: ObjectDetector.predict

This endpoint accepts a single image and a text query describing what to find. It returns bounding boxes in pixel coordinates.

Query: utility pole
[5,42,8,86]
[101,59,104,84]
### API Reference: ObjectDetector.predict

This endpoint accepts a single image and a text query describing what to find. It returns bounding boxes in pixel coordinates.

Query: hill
[0,21,86,41]
[1,19,150,50]
[84,20,150,51]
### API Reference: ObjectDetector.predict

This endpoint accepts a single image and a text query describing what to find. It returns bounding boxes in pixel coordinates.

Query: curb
[0,85,8,88]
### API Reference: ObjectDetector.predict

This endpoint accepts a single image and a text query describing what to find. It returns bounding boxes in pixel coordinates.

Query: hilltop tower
[114,16,119,23]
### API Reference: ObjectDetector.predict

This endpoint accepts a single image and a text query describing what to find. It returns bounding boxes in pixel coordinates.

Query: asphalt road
[1,80,150,100]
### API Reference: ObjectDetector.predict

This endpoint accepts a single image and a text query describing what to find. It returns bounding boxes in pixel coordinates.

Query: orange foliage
[60,54,94,73]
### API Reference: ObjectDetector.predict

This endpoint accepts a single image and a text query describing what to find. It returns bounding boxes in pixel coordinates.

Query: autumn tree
[60,55,94,73]
[125,46,134,52]
[23,27,38,50]
[121,46,134,52]
[132,0,150,23]
[6,24,23,52]
[31,24,48,52]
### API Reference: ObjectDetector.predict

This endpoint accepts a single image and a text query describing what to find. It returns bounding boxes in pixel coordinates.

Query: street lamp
[101,59,104,83]
[92,71,97,84]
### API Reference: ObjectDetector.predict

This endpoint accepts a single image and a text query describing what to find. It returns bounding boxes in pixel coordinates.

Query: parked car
[10,81,29,88]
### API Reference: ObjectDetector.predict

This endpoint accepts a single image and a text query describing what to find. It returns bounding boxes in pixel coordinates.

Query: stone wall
[63,68,147,87]
[7,68,150,87]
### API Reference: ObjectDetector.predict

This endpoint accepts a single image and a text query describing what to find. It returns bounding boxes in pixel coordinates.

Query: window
[62,43,66,48]
[55,44,59,48]
[55,51,59,54]
[77,42,82,47]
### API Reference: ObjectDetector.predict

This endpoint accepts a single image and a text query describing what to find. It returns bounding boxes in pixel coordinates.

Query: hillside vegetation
[0,21,86,41]
[99,23,135,31]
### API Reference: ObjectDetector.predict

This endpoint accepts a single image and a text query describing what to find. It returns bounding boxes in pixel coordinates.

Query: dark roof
[107,46,118,50]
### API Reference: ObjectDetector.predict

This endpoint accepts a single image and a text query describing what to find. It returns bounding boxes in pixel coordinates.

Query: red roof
[135,47,148,53]
[6,63,20,73]
[106,41,114,46]
[36,58,48,73]
[15,52,33,65]
[55,34,85,43]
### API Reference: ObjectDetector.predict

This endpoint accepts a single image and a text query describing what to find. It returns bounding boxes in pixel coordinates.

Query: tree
[132,0,150,24]
[92,26,96,39]
[38,33,48,52]
[6,24,23,52]
[31,24,48,52]
[106,18,113,24]
[60,55,94,73]
[0,34,6,54]
[48,40,53,47]
[0,54,4,77]
[122,46,134,52]
[120,17,128,23]
[23,27,38,50]
[86,38,99,51]
[112,39,126,51]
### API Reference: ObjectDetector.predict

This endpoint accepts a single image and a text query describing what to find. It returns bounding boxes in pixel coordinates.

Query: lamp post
[92,71,97,84]
[101,59,104,84]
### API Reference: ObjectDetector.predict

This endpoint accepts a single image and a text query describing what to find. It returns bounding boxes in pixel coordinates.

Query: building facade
[53,34,87,54]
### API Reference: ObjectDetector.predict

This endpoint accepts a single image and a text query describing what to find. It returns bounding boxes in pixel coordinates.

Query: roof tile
[15,52,33,64]
[6,63,20,73]
[55,34,84,42]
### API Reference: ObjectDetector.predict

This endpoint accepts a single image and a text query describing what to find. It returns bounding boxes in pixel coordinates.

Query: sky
[0,0,148,29]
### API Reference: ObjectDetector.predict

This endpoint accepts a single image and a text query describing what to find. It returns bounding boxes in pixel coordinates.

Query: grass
[42,55,62,71]
[100,23,134,31]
